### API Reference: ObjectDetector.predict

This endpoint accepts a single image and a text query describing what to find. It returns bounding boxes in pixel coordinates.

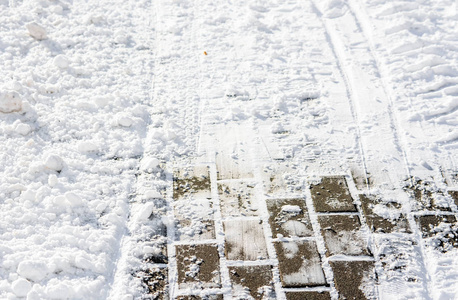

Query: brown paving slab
[266,198,313,238]
[274,240,327,287]
[310,176,357,212]
[285,291,331,300]
[448,190,458,207]
[223,219,268,261]
[416,215,458,251]
[229,265,274,299]
[359,194,410,233]
[330,260,375,300]
[218,181,259,217]
[318,215,370,256]
[176,295,223,300]
[174,199,215,241]
[173,165,211,201]
[176,244,221,289]
[407,180,451,211]
[136,267,168,299]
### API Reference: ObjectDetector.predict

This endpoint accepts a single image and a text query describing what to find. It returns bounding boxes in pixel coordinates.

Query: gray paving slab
[274,240,327,287]
[223,219,268,261]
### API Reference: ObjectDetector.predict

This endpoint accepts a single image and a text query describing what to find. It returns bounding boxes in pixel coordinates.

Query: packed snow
[0,0,457,299]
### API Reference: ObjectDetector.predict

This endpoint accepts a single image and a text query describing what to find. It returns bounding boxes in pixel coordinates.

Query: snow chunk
[77,141,98,154]
[46,282,73,299]
[0,91,22,113]
[44,154,64,172]
[140,157,160,172]
[26,22,47,40]
[53,55,70,69]
[11,278,31,297]
[281,205,302,214]
[65,192,83,207]
[15,123,32,135]
[17,261,49,282]
[136,202,154,221]
[116,115,133,127]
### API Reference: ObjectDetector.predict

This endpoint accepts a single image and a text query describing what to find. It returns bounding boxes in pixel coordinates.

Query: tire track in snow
[310,0,410,189]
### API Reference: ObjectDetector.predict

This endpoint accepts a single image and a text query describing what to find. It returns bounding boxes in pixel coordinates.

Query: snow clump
[0,91,22,113]
[53,55,70,69]
[44,154,64,172]
[17,260,49,282]
[11,278,32,297]
[26,22,47,40]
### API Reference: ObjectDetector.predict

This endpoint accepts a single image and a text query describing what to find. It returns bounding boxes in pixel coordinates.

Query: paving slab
[174,199,215,241]
[136,267,168,300]
[261,163,301,196]
[330,260,375,300]
[318,215,370,256]
[176,244,221,289]
[407,180,451,211]
[266,198,314,238]
[173,165,211,201]
[274,240,327,287]
[416,215,458,251]
[310,176,357,212]
[359,194,410,233]
[223,219,268,261]
[448,190,458,207]
[285,291,331,300]
[218,181,259,217]
[374,235,425,298]
[228,265,274,299]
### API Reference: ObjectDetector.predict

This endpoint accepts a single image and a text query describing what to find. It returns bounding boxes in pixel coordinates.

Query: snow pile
[0,0,154,298]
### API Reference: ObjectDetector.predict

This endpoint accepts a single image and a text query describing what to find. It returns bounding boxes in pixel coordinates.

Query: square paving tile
[416,215,458,251]
[359,194,410,233]
[408,180,451,211]
[310,176,357,212]
[176,244,221,289]
[266,198,314,238]
[136,267,168,299]
[223,219,268,261]
[285,291,331,300]
[218,181,259,217]
[274,240,327,287]
[318,215,370,256]
[228,265,274,299]
[174,199,215,241]
[173,165,211,201]
[448,190,458,207]
[330,260,375,300]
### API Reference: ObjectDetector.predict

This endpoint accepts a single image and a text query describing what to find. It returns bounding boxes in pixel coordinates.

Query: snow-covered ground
[0,0,457,299]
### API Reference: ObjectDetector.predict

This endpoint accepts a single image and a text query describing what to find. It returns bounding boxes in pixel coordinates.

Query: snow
[0,91,22,113]
[26,22,47,40]
[0,0,457,298]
